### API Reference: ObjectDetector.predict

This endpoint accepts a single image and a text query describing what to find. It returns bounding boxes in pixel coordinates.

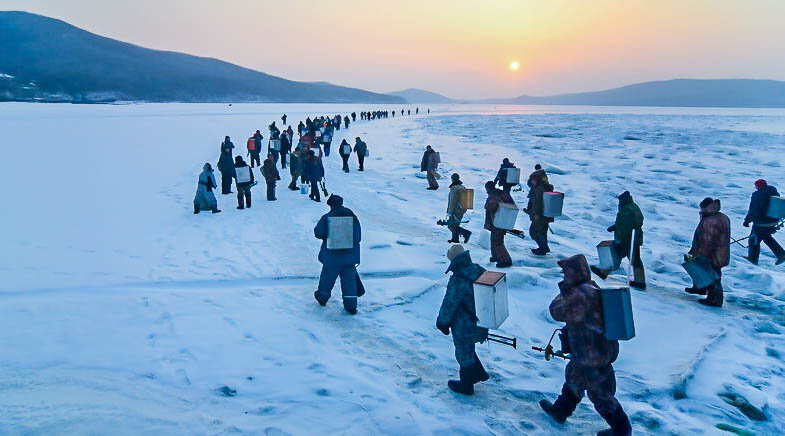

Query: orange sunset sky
[2,0,784,99]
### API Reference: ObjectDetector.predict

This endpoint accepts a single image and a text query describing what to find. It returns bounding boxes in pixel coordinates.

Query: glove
[743,221,750,228]
[437,322,450,336]
[607,224,616,232]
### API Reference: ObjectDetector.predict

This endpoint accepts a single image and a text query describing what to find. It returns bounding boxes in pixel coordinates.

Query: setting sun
[509,60,520,72]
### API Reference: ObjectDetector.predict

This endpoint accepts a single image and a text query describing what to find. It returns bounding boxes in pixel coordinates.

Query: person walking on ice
[484,181,514,268]
[525,170,554,256]
[436,244,489,396]
[233,155,254,209]
[421,145,440,190]
[313,195,363,315]
[590,191,646,289]
[743,179,785,265]
[685,197,730,307]
[540,254,632,436]
[193,163,221,214]
[446,173,471,243]
[217,136,235,195]
[338,139,352,173]
[353,137,367,171]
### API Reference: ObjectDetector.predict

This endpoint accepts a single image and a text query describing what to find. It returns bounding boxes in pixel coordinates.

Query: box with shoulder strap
[473,271,509,329]
[767,196,785,219]
[682,256,719,289]
[600,287,635,341]
[505,167,520,185]
[458,188,474,210]
[235,166,251,184]
[543,192,564,217]
[327,217,354,250]
[492,202,518,230]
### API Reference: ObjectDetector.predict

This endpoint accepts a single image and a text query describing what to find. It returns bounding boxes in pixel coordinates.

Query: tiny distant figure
[282,114,287,125]
[304,150,324,202]
[428,108,430,114]
[484,181,514,268]
[401,108,404,115]
[494,158,518,193]
[339,139,352,173]
[193,163,221,214]
[392,110,396,117]
[344,115,350,129]
[416,107,419,114]
[268,123,281,165]
[525,171,555,256]
[684,197,730,307]
[421,145,440,190]
[249,130,263,168]
[436,244,489,395]
[446,173,471,243]
[233,155,254,209]
[298,121,306,136]
[407,110,410,115]
[590,191,646,289]
[217,136,235,195]
[313,195,363,314]
[540,254,632,436]
[743,179,785,265]
[354,137,367,171]
[262,156,280,201]
[351,112,357,122]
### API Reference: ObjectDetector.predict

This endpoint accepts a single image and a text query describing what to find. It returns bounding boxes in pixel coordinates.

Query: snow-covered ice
[1,103,784,434]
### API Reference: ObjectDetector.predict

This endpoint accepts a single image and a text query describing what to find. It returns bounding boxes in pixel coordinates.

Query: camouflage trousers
[557,361,621,417]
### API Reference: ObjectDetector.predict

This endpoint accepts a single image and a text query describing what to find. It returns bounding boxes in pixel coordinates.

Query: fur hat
[326,194,344,208]
[446,244,465,261]
[700,197,714,208]
[451,173,460,182]
[755,179,767,189]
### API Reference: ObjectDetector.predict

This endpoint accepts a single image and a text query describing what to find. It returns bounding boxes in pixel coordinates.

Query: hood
[327,194,344,208]
[618,191,633,207]
[557,254,591,286]
[446,250,473,274]
[701,199,721,215]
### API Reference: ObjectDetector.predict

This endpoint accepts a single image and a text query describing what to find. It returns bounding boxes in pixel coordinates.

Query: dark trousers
[748,225,785,263]
[426,170,439,189]
[236,184,251,208]
[280,151,287,169]
[324,144,331,156]
[266,180,276,201]
[490,229,512,265]
[341,155,350,172]
[221,172,233,194]
[288,174,299,190]
[315,264,358,312]
[249,151,261,167]
[448,224,470,242]
[310,180,320,201]
[554,362,623,419]
[530,219,550,252]
[358,155,365,171]
[269,150,279,164]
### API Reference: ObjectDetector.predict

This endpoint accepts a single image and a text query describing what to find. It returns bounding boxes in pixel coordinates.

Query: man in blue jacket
[493,158,517,193]
[744,179,785,265]
[314,195,363,314]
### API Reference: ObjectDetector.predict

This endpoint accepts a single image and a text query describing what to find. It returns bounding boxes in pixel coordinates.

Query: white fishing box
[493,202,519,230]
[235,166,251,183]
[600,287,636,341]
[597,240,620,271]
[327,216,354,250]
[682,256,719,289]
[270,139,281,151]
[473,271,509,329]
[767,196,785,220]
[505,167,521,185]
[543,192,564,217]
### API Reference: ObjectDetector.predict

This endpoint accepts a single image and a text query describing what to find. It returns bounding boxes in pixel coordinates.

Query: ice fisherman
[279,130,291,169]
[268,122,281,165]
[344,115,350,129]
[525,170,554,256]
[313,195,364,315]
[421,145,440,190]
[446,173,472,243]
[540,254,632,436]
[484,181,514,268]
[590,191,646,289]
[743,179,785,265]
[354,137,367,172]
[436,244,490,396]
[193,163,221,214]
[685,197,730,307]
[493,158,518,193]
[304,149,325,202]
[288,144,303,191]
[281,114,287,125]
[249,130,263,168]
[233,155,254,210]
[261,156,280,201]
[351,112,357,122]
[217,136,235,195]
[338,139,352,173]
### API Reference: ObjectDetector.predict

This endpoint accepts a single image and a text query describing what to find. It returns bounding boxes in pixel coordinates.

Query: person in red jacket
[685,197,731,307]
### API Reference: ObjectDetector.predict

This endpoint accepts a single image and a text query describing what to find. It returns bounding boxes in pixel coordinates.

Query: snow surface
[1,102,785,434]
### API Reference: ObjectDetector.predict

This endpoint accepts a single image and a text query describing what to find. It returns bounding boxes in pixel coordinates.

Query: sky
[2,0,784,100]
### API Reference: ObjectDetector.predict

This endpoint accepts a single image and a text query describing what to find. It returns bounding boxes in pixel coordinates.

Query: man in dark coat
[288,145,303,191]
[351,112,356,122]
[303,150,324,202]
[421,145,440,190]
[279,131,291,169]
[446,173,472,243]
[281,114,287,125]
[591,191,646,289]
[297,121,306,136]
[540,255,632,436]
[261,157,279,201]
[314,195,362,314]
[685,197,731,307]
[743,179,785,265]
[217,136,235,195]
[527,164,547,189]
[344,115,350,129]
[249,130,263,168]
[437,245,489,395]
[494,158,518,193]
[525,171,554,255]
[484,181,514,268]
[354,137,367,171]
[268,123,281,165]
[338,139,352,173]
[233,156,254,209]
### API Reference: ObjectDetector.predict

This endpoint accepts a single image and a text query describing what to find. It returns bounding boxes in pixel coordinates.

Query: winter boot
[539,400,569,424]
[463,230,472,244]
[194,206,200,214]
[590,265,610,280]
[685,285,707,295]
[448,366,474,396]
[531,248,548,256]
[777,255,785,266]
[630,266,646,289]
[698,282,723,307]
[472,354,489,383]
[743,255,759,265]
[211,208,221,214]
[314,291,328,307]
[597,407,632,436]
[496,261,512,268]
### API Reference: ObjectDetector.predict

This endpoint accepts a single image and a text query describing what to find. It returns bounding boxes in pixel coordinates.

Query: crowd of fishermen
[195,107,783,436]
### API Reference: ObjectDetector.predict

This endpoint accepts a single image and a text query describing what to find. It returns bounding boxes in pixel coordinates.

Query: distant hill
[386,88,457,104]
[0,11,405,104]
[484,79,785,108]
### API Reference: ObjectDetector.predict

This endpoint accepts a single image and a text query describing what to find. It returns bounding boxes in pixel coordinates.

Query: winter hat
[618,191,632,201]
[326,194,344,208]
[485,180,496,191]
[535,164,542,170]
[234,156,243,163]
[755,179,767,189]
[503,158,510,164]
[699,197,714,208]
[446,244,465,261]
[451,173,461,182]
[203,163,212,171]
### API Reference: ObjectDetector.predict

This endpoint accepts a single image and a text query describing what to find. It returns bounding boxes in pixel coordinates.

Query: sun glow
[509,60,520,71]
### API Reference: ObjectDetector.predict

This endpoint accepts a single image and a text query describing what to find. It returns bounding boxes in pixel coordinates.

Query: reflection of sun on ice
[509,61,520,71]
